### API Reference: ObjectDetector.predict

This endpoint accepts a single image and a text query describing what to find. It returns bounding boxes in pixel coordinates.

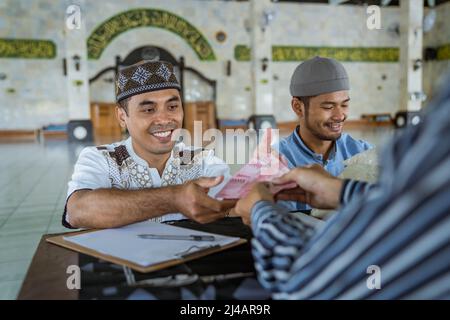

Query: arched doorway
[120,46,178,66]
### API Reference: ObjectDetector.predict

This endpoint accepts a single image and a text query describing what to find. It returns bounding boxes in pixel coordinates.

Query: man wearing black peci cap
[63,60,233,229]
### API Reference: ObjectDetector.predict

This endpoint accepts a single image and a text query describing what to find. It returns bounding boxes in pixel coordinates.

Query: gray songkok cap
[289,56,349,97]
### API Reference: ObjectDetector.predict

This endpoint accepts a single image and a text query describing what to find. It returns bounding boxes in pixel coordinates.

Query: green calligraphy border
[437,44,450,61]
[235,45,399,62]
[272,46,399,62]
[0,38,56,59]
[87,8,216,61]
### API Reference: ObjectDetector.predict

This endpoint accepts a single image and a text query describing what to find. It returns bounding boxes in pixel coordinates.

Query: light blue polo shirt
[274,126,373,212]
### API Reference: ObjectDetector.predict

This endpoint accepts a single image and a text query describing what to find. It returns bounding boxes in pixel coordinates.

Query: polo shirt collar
[292,126,338,162]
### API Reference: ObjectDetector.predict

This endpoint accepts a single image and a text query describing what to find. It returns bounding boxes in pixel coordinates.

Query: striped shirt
[250,82,450,300]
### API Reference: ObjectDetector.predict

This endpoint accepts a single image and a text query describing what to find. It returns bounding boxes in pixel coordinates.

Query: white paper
[63,221,241,267]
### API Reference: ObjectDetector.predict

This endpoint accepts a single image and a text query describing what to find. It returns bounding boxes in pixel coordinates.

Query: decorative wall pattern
[0,0,448,128]
[235,45,399,62]
[0,38,56,59]
[87,8,216,61]
[234,45,251,61]
[273,46,399,62]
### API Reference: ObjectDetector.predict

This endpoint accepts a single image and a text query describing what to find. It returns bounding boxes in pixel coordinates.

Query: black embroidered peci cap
[115,60,181,103]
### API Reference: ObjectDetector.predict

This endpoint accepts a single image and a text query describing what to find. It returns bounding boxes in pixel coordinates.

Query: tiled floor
[0,140,77,299]
[0,127,393,299]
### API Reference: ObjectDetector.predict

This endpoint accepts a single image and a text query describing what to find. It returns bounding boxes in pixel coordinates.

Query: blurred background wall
[0,0,448,130]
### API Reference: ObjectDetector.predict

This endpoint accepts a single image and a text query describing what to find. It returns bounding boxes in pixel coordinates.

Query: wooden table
[18,218,262,300]
[18,233,79,299]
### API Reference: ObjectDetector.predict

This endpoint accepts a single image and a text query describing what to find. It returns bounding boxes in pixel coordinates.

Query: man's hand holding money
[175,176,237,223]
[274,164,344,210]
[234,182,275,226]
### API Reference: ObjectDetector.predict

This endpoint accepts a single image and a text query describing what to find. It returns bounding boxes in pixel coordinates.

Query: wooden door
[183,101,217,137]
[90,102,122,139]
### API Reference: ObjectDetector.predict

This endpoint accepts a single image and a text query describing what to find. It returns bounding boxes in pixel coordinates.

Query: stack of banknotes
[216,129,297,199]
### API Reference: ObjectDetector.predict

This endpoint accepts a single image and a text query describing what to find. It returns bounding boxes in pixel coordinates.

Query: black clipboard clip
[175,244,221,258]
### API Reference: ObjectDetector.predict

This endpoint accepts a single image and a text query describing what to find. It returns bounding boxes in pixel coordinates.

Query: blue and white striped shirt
[250,82,450,300]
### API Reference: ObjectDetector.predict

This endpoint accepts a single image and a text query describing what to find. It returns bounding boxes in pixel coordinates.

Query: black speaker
[247,115,277,131]
[424,47,438,61]
[394,111,422,128]
[67,120,93,142]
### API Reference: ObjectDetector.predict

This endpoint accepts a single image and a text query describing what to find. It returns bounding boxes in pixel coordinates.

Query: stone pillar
[64,0,93,141]
[248,0,275,130]
[396,0,425,127]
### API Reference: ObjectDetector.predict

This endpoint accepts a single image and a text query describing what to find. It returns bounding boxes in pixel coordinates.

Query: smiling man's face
[117,88,183,159]
[296,90,350,141]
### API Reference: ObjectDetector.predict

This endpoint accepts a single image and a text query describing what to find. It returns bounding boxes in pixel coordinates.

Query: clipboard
[46,227,247,274]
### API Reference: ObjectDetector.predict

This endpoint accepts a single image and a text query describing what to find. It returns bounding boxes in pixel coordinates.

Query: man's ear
[116,106,127,129]
[291,97,304,119]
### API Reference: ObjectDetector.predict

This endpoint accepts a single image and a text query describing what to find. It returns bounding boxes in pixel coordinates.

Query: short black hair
[294,95,316,119]
[294,96,315,108]
[118,97,131,115]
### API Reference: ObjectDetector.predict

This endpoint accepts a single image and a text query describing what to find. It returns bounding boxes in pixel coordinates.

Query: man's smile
[150,129,174,143]
[325,122,343,133]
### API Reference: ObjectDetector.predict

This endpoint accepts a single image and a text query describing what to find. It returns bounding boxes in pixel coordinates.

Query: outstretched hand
[234,182,274,226]
[273,164,344,210]
[176,176,236,223]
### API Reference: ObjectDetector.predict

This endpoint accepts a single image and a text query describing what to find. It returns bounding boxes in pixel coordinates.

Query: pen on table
[137,234,216,241]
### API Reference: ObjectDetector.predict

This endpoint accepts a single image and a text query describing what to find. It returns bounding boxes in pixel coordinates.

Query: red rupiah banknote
[215,129,297,199]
